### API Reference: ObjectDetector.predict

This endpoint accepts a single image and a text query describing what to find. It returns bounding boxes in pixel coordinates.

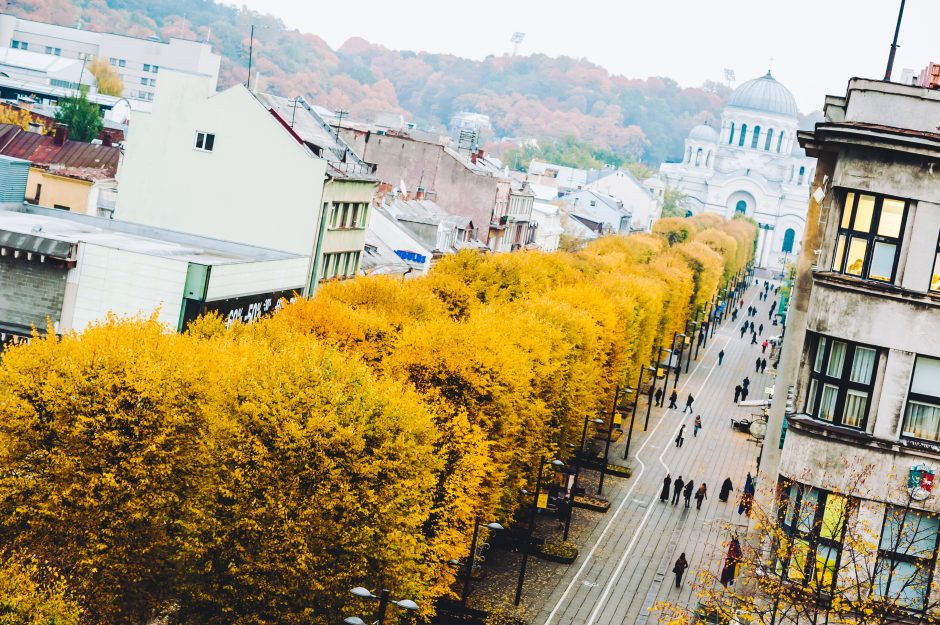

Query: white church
[659,71,816,272]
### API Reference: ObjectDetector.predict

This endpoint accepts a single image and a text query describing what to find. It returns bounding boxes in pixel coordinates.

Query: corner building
[762,78,940,608]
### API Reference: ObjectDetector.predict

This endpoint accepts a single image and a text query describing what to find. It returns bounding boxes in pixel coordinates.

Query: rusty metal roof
[0,124,119,178]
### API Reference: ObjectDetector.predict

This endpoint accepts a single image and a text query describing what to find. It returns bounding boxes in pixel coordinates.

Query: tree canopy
[53,85,102,142]
[86,57,124,96]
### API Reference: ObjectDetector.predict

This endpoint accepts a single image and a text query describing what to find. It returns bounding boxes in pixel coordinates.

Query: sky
[229,0,934,114]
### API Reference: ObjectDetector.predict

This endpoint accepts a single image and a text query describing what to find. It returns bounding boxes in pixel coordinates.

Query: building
[0,13,221,103]
[115,70,342,296]
[527,159,615,193]
[0,46,96,92]
[562,189,631,235]
[584,169,662,232]
[760,78,940,605]
[659,71,815,272]
[0,123,119,216]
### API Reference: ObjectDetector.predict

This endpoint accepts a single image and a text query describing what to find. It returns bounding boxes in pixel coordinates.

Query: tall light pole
[345,586,418,625]
[684,320,697,373]
[672,331,687,388]
[646,346,671,429]
[599,386,632,496]
[458,518,503,607]
[564,419,602,541]
[516,457,564,605]
[624,366,654,460]
[884,0,906,82]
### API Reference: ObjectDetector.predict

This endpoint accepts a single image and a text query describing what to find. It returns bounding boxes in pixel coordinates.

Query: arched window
[735,200,747,214]
[782,228,795,253]
[751,126,761,149]
[739,124,747,147]
[728,122,735,145]
[777,130,784,152]
[798,166,805,185]
[764,128,774,150]
[706,150,713,167]
[695,148,702,166]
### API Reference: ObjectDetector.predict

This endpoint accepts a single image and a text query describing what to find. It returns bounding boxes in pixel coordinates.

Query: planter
[535,540,578,564]
[592,428,622,442]
[605,463,633,478]
[573,495,610,513]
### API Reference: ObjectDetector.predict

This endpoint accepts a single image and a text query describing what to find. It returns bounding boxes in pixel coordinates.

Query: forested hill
[1,0,732,165]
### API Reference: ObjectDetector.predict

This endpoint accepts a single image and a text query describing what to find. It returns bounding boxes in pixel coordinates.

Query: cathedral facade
[660,72,816,272]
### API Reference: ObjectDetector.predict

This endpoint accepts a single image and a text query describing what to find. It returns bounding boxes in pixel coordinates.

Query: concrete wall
[28,169,94,214]
[116,70,327,264]
[0,253,66,329]
[204,257,309,301]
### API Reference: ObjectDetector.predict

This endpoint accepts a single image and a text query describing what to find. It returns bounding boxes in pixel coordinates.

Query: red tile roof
[0,124,119,180]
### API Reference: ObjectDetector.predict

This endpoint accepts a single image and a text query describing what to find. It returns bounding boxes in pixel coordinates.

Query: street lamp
[455,517,504,607]
[646,346,672,429]
[600,387,632,496]
[693,307,706,359]
[515,457,564,606]
[684,320,697,373]
[671,332,687,387]
[564,418,603,541]
[345,586,418,625]
[624,367,655,460]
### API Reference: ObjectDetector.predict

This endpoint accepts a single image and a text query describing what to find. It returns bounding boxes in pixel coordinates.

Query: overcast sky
[230,0,933,114]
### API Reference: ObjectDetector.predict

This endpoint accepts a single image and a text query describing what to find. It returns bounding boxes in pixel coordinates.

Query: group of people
[672,416,704,447]
[660,474,712,510]
[754,357,768,374]
[654,388,695,413]
[732,376,751,403]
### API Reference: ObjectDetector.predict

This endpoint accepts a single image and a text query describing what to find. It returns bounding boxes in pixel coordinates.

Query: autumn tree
[0,551,82,625]
[86,57,124,96]
[54,85,102,142]
[0,104,37,131]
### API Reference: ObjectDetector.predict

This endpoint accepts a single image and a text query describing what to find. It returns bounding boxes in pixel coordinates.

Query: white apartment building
[0,14,220,102]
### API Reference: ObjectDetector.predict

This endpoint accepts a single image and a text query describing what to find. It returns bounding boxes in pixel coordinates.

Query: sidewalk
[463,278,781,625]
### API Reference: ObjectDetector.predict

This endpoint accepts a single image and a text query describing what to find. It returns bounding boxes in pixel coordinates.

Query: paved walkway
[526,278,780,625]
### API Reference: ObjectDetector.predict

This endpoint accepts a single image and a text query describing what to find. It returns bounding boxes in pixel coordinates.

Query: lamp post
[671,331,687,387]
[624,366,654,460]
[646,346,671,430]
[599,386,632,496]
[684,320,697,373]
[515,457,564,606]
[345,586,418,625]
[457,518,504,607]
[564,419,602,541]
[693,307,705,359]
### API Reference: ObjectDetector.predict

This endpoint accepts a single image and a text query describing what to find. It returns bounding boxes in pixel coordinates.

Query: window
[930,235,940,292]
[140,77,148,85]
[118,59,126,67]
[804,333,878,429]
[109,57,118,66]
[777,480,849,590]
[695,148,702,166]
[152,65,159,73]
[875,507,940,609]
[902,356,940,442]
[751,126,761,149]
[45,45,52,54]
[798,166,805,185]
[782,228,795,253]
[738,124,747,147]
[143,63,151,72]
[54,47,61,56]
[328,203,339,229]
[149,78,156,87]
[728,122,735,145]
[735,200,747,214]
[350,203,359,227]
[339,203,350,228]
[764,128,774,150]
[359,204,369,227]
[194,131,215,152]
[832,191,907,282]
[777,130,784,152]
[11,40,22,49]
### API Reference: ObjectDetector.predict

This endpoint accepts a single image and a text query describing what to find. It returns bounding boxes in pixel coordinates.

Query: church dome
[727,71,798,118]
[688,123,719,142]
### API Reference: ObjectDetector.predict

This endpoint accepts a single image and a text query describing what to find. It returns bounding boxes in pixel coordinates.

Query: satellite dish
[749,420,767,440]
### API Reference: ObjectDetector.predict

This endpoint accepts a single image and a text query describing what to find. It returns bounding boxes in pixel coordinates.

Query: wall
[0,253,66,329]
[27,169,93,213]
[116,71,327,265]
[204,257,309,301]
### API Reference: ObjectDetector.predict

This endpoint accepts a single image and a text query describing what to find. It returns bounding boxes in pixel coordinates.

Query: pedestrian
[675,424,685,448]
[698,331,706,347]
[683,480,695,508]
[749,321,755,332]
[768,306,774,320]
[738,473,755,516]
[673,553,689,588]
[695,483,708,510]
[661,474,672,502]
[731,309,737,321]
[672,476,684,505]
[655,387,664,407]
[770,299,777,311]
[684,393,694,414]
[733,384,742,403]
[742,376,750,389]
[751,331,758,345]
[721,537,742,586]
[760,358,767,373]
[740,386,749,401]
[719,477,734,502]
[758,323,764,335]
[762,339,768,353]
[668,388,679,409]
[739,298,744,308]
[693,415,702,437]
[718,350,725,365]
[740,324,747,339]
[755,356,762,373]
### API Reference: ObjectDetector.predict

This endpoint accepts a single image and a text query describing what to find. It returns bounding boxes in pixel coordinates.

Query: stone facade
[0,253,66,331]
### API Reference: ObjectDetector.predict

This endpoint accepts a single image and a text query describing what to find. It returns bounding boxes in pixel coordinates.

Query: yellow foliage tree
[0,105,38,131]
[87,57,124,96]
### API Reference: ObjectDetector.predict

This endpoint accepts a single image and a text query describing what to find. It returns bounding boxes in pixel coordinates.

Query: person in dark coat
[693,415,702,437]
[740,386,749,401]
[695,483,708,510]
[758,323,764,335]
[733,384,742,403]
[668,388,679,409]
[718,349,725,365]
[760,358,767,373]
[655,387,664,407]
[660,474,672,502]
[673,553,689,588]
[675,424,685,448]
[742,376,750,389]
[755,356,762,372]
[683,393,695,414]
[683,480,695,508]
[751,331,758,344]
[719,477,734,502]
[720,537,743,586]
[672,476,684,505]
[740,323,747,339]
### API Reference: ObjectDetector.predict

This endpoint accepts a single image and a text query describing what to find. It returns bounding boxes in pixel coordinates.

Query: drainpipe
[307,175,333,296]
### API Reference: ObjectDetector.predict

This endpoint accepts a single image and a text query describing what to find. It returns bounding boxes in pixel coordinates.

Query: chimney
[470,153,477,164]
[477,148,485,158]
[101,133,113,147]
[53,124,69,146]
[415,185,426,200]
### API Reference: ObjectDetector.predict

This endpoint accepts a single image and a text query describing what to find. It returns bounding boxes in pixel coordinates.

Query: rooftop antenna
[510,32,525,56]
[290,96,299,128]
[884,0,906,81]
[334,109,348,140]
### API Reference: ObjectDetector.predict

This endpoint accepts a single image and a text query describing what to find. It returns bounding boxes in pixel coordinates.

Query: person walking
[695,483,708,510]
[673,553,689,588]
[731,309,737,322]
[672,476,684,505]
[719,477,734,502]
[718,349,725,365]
[760,358,767,373]
[740,385,749,402]
[668,388,679,409]
[683,480,695,508]
[693,415,702,437]
[720,537,743,587]
[762,339,769,354]
[660,474,672,502]
[740,323,747,339]
[768,306,774,320]
[742,376,750,389]
[733,384,742,403]
[755,356,762,373]
[683,393,695,414]
[751,331,758,345]
[675,424,685,448]
[655,387,664,407]
[738,473,755,516]
[758,323,764,335]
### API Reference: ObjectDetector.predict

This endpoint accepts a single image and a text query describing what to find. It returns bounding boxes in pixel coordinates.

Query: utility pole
[884,0,906,81]
[246,24,255,88]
